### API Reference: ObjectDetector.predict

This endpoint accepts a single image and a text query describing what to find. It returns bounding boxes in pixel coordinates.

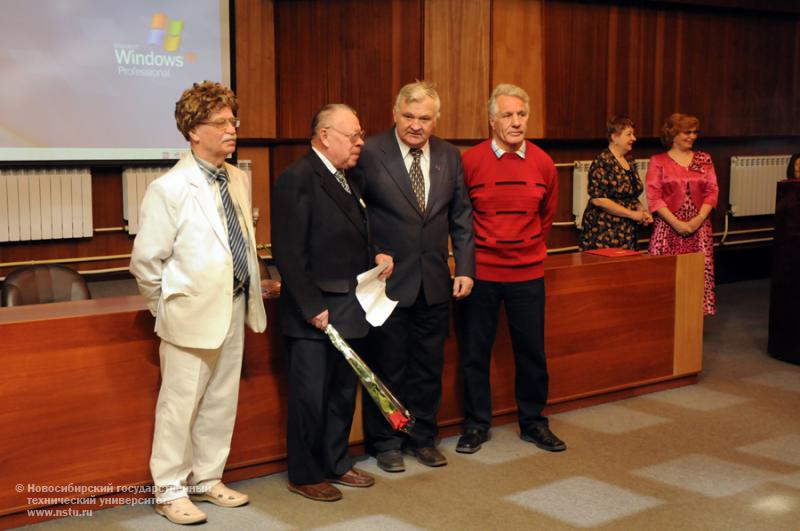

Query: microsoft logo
[147,13,183,52]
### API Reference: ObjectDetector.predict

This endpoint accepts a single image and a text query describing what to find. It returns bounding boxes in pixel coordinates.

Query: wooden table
[0,251,703,527]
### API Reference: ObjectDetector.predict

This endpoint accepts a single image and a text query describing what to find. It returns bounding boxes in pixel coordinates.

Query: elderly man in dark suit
[271,103,393,502]
[354,81,475,472]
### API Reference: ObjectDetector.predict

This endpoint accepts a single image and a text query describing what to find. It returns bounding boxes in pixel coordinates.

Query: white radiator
[122,167,166,235]
[0,168,93,242]
[123,160,254,235]
[238,159,252,180]
[572,159,649,229]
[729,155,791,216]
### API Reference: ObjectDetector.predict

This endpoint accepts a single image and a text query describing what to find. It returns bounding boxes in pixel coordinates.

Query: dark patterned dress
[579,149,643,250]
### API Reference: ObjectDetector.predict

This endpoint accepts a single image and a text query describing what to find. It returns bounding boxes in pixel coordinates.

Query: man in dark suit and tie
[271,104,393,502]
[354,81,475,472]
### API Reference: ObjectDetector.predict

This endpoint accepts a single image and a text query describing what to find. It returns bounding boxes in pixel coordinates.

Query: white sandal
[190,482,249,508]
[155,496,207,525]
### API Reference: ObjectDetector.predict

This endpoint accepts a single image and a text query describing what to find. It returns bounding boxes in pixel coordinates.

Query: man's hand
[375,253,394,280]
[453,276,474,299]
[308,309,329,330]
[260,279,281,299]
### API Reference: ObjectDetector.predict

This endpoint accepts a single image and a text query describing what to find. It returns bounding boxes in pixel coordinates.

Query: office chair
[1,264,91,307]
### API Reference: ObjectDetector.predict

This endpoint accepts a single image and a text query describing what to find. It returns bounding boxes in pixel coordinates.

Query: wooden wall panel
[424,0,490,139]
[235,0,276,139]
[275,1,327,138]
[605,5,659,135]
[237,147,271,247]
[276,0,423,138]
[652,0,800,13]
[542,0,800,138]
[270,144,311,185]
[337,0,423,134]
[649,8,678,134]
[796,17,800,130]
[708,12,797,136]
[675,9,735,135]
[389,0,425,120]
[543,1,611,138]
[491,0,546,137]
[91,168,125,229]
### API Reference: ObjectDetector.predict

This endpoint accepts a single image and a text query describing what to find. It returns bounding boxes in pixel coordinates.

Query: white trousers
[150,295,246,503]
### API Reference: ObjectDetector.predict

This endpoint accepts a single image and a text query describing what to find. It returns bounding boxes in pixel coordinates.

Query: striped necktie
[335,169,352,194]
[214,172,250,289]
[409,148,425,211]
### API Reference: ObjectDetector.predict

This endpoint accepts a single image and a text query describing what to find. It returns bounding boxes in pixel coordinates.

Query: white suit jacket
[130,154,267,349]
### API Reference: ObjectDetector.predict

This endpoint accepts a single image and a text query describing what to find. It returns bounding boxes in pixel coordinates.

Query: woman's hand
[672,219,694,236]
[636,203,653,225]
[686,215,705,233]
[633,209,653,225]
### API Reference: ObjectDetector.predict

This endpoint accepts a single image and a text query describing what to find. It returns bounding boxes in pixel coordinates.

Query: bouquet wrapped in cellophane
[324,324,414,433]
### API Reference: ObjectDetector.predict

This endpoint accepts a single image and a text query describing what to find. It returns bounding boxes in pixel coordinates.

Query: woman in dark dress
[579,116,652,250]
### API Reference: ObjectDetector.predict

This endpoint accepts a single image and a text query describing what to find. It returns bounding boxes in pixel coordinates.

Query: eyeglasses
[326,126,366,144]
[199,118,241,130]
[682,129,700,136]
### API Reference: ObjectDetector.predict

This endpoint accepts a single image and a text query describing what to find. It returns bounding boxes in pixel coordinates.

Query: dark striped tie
[215,173,250,289]
[335,169,352,194]
[409,148,425,211]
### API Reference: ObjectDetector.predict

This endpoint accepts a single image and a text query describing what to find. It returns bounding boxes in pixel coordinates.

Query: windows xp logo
[147,13,183,52]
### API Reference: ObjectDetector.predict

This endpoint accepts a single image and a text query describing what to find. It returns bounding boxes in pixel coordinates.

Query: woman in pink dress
[646,113,719,315]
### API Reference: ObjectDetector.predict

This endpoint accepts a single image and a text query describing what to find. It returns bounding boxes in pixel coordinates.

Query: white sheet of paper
[355,261,398,327]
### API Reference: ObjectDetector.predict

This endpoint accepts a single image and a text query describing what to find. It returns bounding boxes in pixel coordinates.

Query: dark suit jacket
[271,149,371,339]
[354,128,475,307]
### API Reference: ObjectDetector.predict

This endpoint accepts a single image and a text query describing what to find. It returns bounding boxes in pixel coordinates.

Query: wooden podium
[0,251,704,526]
[768,179,800,363]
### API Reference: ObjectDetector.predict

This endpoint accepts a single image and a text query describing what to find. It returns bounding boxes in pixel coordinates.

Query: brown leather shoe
[287,481,342,502]
[376,449,405,472]
[327,468,375,488]
[407,445,448,467]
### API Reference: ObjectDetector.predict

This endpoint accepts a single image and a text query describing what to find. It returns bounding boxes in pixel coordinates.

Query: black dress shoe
[407,445,448,467]
[456,428,488,454]
[521,424,566,452]
[376,449,405,473]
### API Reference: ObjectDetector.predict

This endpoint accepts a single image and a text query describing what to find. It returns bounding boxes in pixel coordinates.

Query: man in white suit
[130,81,267,525]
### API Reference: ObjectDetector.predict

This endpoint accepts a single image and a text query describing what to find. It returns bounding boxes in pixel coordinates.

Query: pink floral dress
[648,152,716,315]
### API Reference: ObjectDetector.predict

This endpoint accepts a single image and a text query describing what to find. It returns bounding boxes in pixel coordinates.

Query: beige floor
[24,279,800,530]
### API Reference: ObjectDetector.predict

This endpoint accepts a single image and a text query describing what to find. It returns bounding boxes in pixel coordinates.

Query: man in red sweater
[456,83,565,454]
